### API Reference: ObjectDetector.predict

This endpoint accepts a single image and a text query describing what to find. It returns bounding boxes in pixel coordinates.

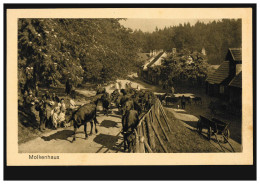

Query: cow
[155,93,167,103]
[70,103,99,142]
[101,92,110,116]
[121,109,139,152]
[193,96,202,104]
[165,96,179,106]
[184,96,192,104]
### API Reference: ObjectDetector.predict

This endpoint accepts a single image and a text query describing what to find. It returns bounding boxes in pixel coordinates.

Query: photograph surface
[6,7,254,166]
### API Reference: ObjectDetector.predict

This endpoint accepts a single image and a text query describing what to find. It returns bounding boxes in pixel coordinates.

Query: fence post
[159,102,172,132]
[148,119,168,153]
[138,125,145,153]
[134,129,140,153]
[154,109,170,141]
[146,112,156,150]
[143,138,153,153]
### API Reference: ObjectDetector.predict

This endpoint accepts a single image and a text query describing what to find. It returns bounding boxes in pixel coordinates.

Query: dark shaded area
[182,120,198,129]
[100,120,120,128]
[41,129,74,142]
[93,133,120,151]
[19,110,39,129]
[113,110,122,116]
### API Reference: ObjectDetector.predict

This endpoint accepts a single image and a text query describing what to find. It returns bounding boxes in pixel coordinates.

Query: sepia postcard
[5,6,255,168]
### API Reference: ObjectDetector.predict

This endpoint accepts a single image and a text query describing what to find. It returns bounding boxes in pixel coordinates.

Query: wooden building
[206,48,242,99]
[228,71,242,108]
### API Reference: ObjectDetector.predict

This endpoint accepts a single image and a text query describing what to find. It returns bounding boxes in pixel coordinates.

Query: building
[228,71,242,108]
[205,48,242,100]
[140,50,167,84]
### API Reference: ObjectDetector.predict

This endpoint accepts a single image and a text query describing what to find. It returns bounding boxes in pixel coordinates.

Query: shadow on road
[41,129,74,142]
[182,120,198,129]
[100,120,120,128]
[94,133,121,152]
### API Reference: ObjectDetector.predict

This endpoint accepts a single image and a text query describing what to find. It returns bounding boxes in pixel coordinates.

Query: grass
[151,108,220,153]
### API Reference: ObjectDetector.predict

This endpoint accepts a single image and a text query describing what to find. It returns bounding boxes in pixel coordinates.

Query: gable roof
[229,71,242,88]
[146,52,165,68]
[229,48,242,62]
[206,61,229,84]
[137,53,150,62]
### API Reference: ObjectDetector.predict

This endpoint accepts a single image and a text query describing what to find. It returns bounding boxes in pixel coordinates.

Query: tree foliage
[18,18,139,89]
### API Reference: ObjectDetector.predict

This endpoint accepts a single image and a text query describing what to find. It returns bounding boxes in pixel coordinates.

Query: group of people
[22,88,78,131]
[114,81,134,91]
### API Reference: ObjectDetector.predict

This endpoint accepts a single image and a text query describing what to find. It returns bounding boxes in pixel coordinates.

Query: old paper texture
[6,8,253,166]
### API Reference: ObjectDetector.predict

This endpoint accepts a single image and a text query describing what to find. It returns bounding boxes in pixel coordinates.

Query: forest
[18,18,242,91]
[132,19,242,65]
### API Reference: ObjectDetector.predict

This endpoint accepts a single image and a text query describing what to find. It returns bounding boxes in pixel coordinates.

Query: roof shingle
[229,48,242,62]
[229,71,242,88]
[146,52,164,68]
[206,61,229,84]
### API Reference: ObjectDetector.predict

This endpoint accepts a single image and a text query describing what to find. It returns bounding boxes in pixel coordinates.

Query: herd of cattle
[69,86,202,152]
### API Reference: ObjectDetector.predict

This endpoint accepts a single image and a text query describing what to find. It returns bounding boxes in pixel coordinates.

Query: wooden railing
[131,99,171,153]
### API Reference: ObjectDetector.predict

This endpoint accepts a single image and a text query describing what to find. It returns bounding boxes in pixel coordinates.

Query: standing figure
[181,95,186,109]
[52,107,60,129]
[171,86,175,97]
[25,90,36,119]
[23,90,28,107]
[118,81,122,90]
[44,90,51,100]
[58,109,66,127]
[65,78,71,95]
[36,97,47,131]
[51,93,60,103]
[125,82,128,89]
[58,98,66,113]
[35,83,39,97]
[115,82,119,90]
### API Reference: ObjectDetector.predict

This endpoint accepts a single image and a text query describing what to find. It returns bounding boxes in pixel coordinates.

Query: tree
[18,18,140,90]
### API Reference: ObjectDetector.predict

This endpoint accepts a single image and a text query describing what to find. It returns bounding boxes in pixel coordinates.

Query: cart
[197,116,234,152]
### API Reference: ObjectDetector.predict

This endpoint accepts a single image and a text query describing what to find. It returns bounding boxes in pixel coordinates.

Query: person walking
[181,95,186,109]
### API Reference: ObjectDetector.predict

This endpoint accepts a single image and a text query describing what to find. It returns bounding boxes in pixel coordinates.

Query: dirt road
[19,108,125,153]
[19,75,241,153]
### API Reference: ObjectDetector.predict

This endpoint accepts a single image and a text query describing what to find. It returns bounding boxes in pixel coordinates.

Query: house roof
[229,71,242,88]
[229,48,242,62]
[206,61,230,84]
[137,53,150,61]
[146,52,164,68]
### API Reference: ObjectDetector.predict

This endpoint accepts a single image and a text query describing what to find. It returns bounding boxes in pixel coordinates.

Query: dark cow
[70,103,99,142]
[193,96,202,104]
[156,93,167,103]
[101,92,110,116]
[165,96,179,105]
[184,96,192,104]
[122,109,139,152]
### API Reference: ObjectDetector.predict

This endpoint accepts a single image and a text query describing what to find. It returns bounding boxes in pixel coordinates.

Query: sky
[119,18,222,32]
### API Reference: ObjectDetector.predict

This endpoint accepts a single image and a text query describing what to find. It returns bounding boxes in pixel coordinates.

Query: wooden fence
[131,99,171,153]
